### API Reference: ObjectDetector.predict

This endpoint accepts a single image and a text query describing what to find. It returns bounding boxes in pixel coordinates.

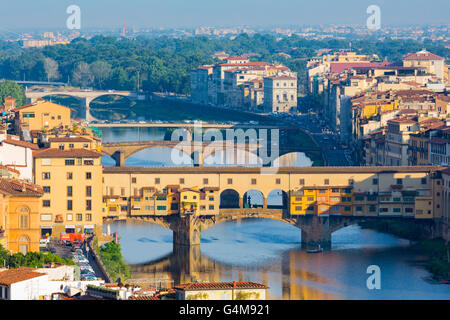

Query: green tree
[0,80,26,106]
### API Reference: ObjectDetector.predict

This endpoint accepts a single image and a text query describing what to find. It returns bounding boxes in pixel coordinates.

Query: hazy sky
[1,0,449,30]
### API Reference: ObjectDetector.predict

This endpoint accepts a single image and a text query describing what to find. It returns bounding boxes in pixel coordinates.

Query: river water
[99,127,450,300]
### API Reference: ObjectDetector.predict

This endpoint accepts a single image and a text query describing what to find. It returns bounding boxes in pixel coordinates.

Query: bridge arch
[272,152,314,167]
[126,146,194,167]
[219,189,241,209]
[243,189,265,208]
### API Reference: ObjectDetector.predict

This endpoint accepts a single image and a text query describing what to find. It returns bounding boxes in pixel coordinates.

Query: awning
[65,225,75,229]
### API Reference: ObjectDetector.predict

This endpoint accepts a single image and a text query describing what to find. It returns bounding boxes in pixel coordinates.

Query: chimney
[233,281,237,288]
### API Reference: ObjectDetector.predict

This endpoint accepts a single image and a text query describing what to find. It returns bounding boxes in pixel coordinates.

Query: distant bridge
[24,89,142,121]
[100,139,319,167]
[101,140,265,167]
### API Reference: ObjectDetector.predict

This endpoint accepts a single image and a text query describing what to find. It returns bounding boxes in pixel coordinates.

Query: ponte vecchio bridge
[102,166,447,249]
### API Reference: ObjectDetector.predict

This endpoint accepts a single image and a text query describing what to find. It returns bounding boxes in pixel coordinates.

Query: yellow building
[33,148,104,237]
[14,99,71,134]
[403,50,445,80]
[180,188,200,214]
[290,186,353,216]
[0,179,43,254]
[199,187,220,215]
[47,136,99,151]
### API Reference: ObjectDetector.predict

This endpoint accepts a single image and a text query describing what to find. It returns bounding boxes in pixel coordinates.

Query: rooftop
[175,281,268,291]
[33,148,103,158]
[0,179,43,196]
[0,267,46,286]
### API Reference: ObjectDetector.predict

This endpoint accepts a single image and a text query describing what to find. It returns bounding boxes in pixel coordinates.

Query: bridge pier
[297,215,332,249]
[111,151,126,167]
[80,97,95,121]
[172,215,202,247]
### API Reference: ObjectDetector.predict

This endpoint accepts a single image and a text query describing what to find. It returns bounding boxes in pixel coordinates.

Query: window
[86,200,92,211]
[209,205,214,210]
[276,178,281,185]
[42,172,51,180]
[84,159,94,165]
[348,179,354,185]
[76,214,82,221]
[132,177,137,184]
[396,178,403,185]
[40,214,52,221]
[86,214,92,221]
[356,206,363,212]
[227,178,233,184]
[372,178,378,185]
[67,200,73,211]
[209,197,214,201]
[324,179,329,185]
[369,205,376,212]
[86,186,92,197]
[43,200,50,207]
[20,214,28,229]
[179,178,185,184]
[86,172,92,180]
[65,159,75,166]
[67,214,73,221]
[421,178,427,185]
[307,197,314,201]
[67,172,73,180]
[251,178,257,185]
[69,144,74,149]
[155,178,160,184]
[67,186,72,197]
[43,186,51,193]
[299,179,305,185]
[203,178,209,185]
[295,206,302,211]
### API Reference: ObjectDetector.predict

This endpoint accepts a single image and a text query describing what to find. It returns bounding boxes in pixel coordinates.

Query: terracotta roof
[33,148,103,158]
[48,137,92,143]
[175,281,268,291]
[129,295,159,300]
[14,99,70,111]
[0,267,46,285]
[2,138,39,150]
[0,178,43,196]
[403,50,443,61]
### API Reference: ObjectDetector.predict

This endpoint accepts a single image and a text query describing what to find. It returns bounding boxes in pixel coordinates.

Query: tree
[0,80,26,106]
[43,58,60,82]
[90,60,112,89]
[72,62,94,88]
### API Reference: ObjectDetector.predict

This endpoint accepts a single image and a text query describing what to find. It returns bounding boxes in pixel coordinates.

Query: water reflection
[104,219,450,300]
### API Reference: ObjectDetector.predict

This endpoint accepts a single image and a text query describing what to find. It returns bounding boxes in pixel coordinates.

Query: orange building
[0,179,43,254]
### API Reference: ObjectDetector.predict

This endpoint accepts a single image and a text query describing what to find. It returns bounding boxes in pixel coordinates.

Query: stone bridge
[101,140,265,166]
[104,210,427,249]
[100,140,319,166]
[25,90,141,121]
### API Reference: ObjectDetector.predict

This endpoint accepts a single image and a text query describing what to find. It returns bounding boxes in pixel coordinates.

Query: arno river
[100,127,450,300]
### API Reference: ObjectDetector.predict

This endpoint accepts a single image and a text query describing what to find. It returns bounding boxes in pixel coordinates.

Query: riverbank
[359,220,450,281]
[93,238,131,283]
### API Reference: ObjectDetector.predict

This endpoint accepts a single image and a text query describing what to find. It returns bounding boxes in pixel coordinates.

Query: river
[99,126,450,300]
